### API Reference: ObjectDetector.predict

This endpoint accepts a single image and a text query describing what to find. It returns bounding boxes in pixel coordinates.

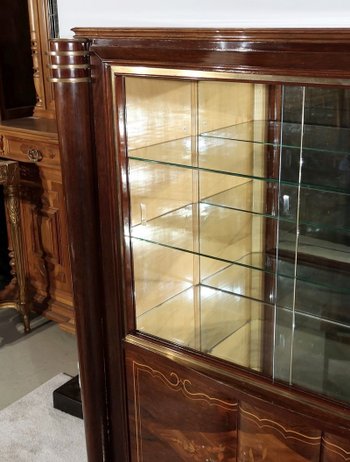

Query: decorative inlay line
[134,361,238,411]
[133,361,143,462]
[322,437,350,461]
[240,406,321,445]
[132,360,237,462]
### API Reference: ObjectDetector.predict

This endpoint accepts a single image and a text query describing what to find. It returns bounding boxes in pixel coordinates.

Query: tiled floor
[0,308,79,410]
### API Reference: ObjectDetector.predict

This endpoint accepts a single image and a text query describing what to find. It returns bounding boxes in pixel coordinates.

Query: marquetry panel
[322,434,350,462]
[126,345,238,462]
[238,401,322,462]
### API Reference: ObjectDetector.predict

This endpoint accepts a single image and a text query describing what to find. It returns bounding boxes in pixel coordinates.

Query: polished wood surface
[52,29,350,461]
[126,343,237,462]
[126,341,350,462]
[49,38,111,461]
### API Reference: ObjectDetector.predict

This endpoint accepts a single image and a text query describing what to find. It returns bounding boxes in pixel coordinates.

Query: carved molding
[27,0,56,118]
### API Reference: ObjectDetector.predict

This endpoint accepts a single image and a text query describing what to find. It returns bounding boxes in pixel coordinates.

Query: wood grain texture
[126,342,237,462]
[50,38,110,462]
[322,434,350,462]
[238,401,322,462]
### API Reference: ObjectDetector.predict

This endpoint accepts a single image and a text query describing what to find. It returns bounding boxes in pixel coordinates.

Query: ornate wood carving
[0,120,75,331]
[27,0,56,119]
[0,160,31,332]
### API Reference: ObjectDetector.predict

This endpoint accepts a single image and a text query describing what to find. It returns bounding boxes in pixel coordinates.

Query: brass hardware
[49,77,91,83]
[48,64,90,70]
[27,148,43,162]
[0,160,31,333]
[47,50,89,56]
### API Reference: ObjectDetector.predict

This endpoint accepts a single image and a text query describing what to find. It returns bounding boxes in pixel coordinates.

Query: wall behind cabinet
[57,0,350,38]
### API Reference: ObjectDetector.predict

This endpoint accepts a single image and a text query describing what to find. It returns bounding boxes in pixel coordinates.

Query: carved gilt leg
[2,164,31,333]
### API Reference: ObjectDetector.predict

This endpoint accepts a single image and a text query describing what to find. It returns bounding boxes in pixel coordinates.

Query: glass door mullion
[289,86,306,385]
[272,87,285,380]
[191,80,201,351]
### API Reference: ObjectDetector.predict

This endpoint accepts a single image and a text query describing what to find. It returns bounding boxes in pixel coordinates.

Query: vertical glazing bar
[272,86,285,380]
[191,80,201,350]
[289,86,306,385]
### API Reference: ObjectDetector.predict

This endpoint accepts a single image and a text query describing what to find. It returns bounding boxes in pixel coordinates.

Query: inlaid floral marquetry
[127,348,238,462]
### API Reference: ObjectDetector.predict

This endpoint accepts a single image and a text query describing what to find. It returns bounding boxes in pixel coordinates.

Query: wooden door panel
[322,434,350,462]
[125,344,238,462]
[238,401,322,462]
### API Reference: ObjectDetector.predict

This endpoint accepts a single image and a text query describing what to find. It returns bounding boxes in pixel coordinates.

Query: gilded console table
[0,160,30,332]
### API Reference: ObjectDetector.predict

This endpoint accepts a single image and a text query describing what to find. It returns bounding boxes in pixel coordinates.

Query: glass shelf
[137,284,271,369]
[201,120,350,156]
[130,232,350,309]
[129,136,350,195]
[130,199,350,266]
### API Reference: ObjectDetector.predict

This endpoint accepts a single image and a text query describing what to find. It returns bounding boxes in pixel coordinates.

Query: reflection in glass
[124,76,350,404]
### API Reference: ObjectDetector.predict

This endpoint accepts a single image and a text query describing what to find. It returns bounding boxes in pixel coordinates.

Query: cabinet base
[53,375,83,419]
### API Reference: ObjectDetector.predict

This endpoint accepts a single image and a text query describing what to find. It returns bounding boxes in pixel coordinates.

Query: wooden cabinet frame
[50,29,350,462]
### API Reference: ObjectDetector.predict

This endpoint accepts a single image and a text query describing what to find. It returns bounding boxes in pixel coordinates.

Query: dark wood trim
[112,74,136,334]
[49,39,110,461]
[73,27,350,43]
[89,54,130,461]
[71,28,350,82]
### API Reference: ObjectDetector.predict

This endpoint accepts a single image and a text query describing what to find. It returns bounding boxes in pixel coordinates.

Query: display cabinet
[122,73,350,404]
[50,30,350,461]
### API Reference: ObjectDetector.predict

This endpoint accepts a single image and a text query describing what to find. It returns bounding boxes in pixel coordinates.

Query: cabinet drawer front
[1,135,60,167]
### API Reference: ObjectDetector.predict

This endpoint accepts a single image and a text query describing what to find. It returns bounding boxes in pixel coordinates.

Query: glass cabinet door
[119,71,350,405]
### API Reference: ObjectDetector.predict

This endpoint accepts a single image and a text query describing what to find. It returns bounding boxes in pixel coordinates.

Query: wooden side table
[0,160,30,332]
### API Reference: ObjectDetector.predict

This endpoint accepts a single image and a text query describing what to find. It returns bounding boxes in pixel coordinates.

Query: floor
[0,308,79,410]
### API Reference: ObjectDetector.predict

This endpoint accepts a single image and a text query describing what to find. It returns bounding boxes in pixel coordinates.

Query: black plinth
[53,375,83,419]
